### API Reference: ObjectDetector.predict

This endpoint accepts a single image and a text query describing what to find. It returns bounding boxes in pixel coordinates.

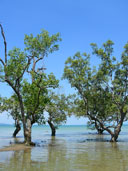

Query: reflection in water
[0,126,128,171]
[0,137,128,171]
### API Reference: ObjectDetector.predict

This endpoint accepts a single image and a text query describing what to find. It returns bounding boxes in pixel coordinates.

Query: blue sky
[0,0,128,124]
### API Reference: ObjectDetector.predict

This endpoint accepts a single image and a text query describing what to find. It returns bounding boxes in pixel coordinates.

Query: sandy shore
[0,144,31,152]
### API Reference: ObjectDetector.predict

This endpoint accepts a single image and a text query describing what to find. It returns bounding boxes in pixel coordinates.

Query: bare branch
[0,24,7,65]
[0,58,5,66]
[35,57,44,65]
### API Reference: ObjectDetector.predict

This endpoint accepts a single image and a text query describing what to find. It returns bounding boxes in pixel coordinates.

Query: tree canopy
[0,24,61,145]
[63,40,128,141]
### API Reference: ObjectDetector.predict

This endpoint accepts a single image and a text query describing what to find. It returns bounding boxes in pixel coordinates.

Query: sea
[0,124,128,171]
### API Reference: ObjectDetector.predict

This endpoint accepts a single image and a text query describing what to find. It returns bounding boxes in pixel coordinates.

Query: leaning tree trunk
[13,120,21,137]
[110,126,121,142]
[48,120,56,136]
[110,111,126,142]
[88,114,119,142]
[0,24,33,145]
[88,112,126,142]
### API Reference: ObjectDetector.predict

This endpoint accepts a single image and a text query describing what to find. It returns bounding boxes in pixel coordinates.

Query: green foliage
[63,52,92,92]
[63,40,128,134]
[46,92,69,127]
[24,30,61,58]
[0,28,61,129]
[0,95,22,121]
[6,48,27,82]
[21,72,59,124]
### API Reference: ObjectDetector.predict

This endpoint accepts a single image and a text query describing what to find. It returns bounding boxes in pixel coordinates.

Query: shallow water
[0,125,128,171]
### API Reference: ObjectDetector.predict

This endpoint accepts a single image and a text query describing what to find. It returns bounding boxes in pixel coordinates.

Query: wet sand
[0,144,31,152]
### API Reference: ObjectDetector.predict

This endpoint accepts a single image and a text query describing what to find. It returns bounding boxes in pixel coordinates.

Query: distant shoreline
[0,124,87,127]
[1,123,128,127]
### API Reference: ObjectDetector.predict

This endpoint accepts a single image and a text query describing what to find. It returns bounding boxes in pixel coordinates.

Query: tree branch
[5,79,19,96]
[0,58,5,66]
[0,24,7,65]
[15,57,31,86]
[35,57,44,65]
[31,75,43,122]
[103,79,121,111]
[87,113,114,136]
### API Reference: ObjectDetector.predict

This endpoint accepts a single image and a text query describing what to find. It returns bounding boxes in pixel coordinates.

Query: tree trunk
[48,120,56,136]
[95,120,104,134]
[13,120,21,137]
[88,114,117,141]
[97,128,104,134]
[18,95,27,142]
[110,123,122,142]
[1,24,33,146]
[110,134,118,142]
[110,111,126,142]
[24,118,32,145]
[16,95,35,146]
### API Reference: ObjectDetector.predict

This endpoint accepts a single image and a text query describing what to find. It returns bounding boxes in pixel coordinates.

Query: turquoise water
[0,125,92,148]
[0,124,128,145]
[0,125,128,171]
